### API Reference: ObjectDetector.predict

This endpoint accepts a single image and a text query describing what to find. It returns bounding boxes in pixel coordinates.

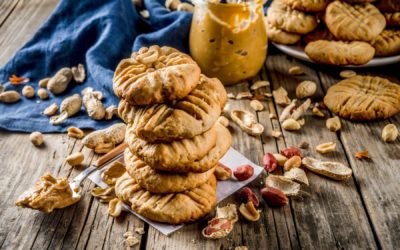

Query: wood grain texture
[265,54,379,249]
[0,0,399,249]
[318,66,400,249]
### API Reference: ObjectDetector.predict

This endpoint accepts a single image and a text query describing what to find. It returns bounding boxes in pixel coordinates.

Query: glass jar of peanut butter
[190,0,268,85]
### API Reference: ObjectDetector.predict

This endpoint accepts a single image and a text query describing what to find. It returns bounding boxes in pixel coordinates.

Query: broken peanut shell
[302,157,352,181]
[231,110,264,136]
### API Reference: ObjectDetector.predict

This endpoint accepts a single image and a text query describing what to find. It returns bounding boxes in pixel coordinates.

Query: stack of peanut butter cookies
[112,45,232,224]
[266,0,400,66]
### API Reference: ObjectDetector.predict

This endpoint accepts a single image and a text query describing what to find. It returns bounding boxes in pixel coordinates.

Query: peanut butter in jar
[190,0,268,85]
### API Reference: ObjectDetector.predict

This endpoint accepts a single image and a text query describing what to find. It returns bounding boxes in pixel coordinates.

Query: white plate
[272,43,400,68]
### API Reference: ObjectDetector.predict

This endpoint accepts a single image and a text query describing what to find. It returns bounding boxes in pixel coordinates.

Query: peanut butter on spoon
[16,173,81,213]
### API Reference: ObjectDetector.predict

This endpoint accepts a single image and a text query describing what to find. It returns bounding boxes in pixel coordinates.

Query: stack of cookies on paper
[266,0,400,65]
[112,45,231,224]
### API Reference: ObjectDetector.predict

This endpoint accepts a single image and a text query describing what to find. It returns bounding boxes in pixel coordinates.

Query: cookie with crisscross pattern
[113,45,201,106]
[324,76,400,120]
[118,74,226,143]
[124,149,215,193]
[305,40,375,65]
[267,0,318,34]
[115,172,217,224]
[325,1,385,41]
[370,29,400,56]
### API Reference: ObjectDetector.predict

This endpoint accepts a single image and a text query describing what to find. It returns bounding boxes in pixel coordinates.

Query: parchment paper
[88,147,263,236]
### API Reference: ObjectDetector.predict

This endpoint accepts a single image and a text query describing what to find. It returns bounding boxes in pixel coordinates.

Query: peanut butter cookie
[370,29,400,56]
[119,74,226,143]
[127,123,232,173]
[126,123,217,172]
[324,76,400,120]
[265,17,301,45]
[375,0,400,12]
[283,0,331,12]
[113,45,201,105]
[325,1,386,41]
[124,149,215,193]
[267,0,318,34]
[305,40,375,65]
[384,12,400,26]
[115,172,217,224]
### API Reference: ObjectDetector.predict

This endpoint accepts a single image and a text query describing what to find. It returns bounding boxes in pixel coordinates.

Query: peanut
[280,146,302,158]
[283,155,301,171]
[37,88,48,100]
[22,85,35,98]
[0,91,20,103]
[288,66,303,75]
[29,131,44,146]
[260,185,288,207]
[296,81,317,99]
[340,70,356,78]
[326,116,341,132]
[273,153,288,166]
[39,77,50,88]
[66,152,84,166]
[47,68,73,94]
[50,94,82,125]
[67,126,85,139]
[282,118,301,131]
[43,103,58,116]
[263,153,278,172]
[215,163,232,180]
[233,165,254,181]
[316,142,336,154]
[382,124,398,142]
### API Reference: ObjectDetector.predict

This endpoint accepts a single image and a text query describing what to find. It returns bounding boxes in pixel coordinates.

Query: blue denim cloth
[0,0,270,132]
[0,0,192,132]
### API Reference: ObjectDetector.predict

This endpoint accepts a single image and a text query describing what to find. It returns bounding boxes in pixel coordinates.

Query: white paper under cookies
[88,147,264,236]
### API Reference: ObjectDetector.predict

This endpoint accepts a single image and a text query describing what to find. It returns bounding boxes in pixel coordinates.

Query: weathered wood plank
[0,0,58,66]
[318,66,400,249]
[0,0,20,28]
[265,53,378,249]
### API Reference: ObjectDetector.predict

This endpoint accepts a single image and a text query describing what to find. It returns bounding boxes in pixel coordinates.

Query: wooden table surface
[1,1,400,249]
